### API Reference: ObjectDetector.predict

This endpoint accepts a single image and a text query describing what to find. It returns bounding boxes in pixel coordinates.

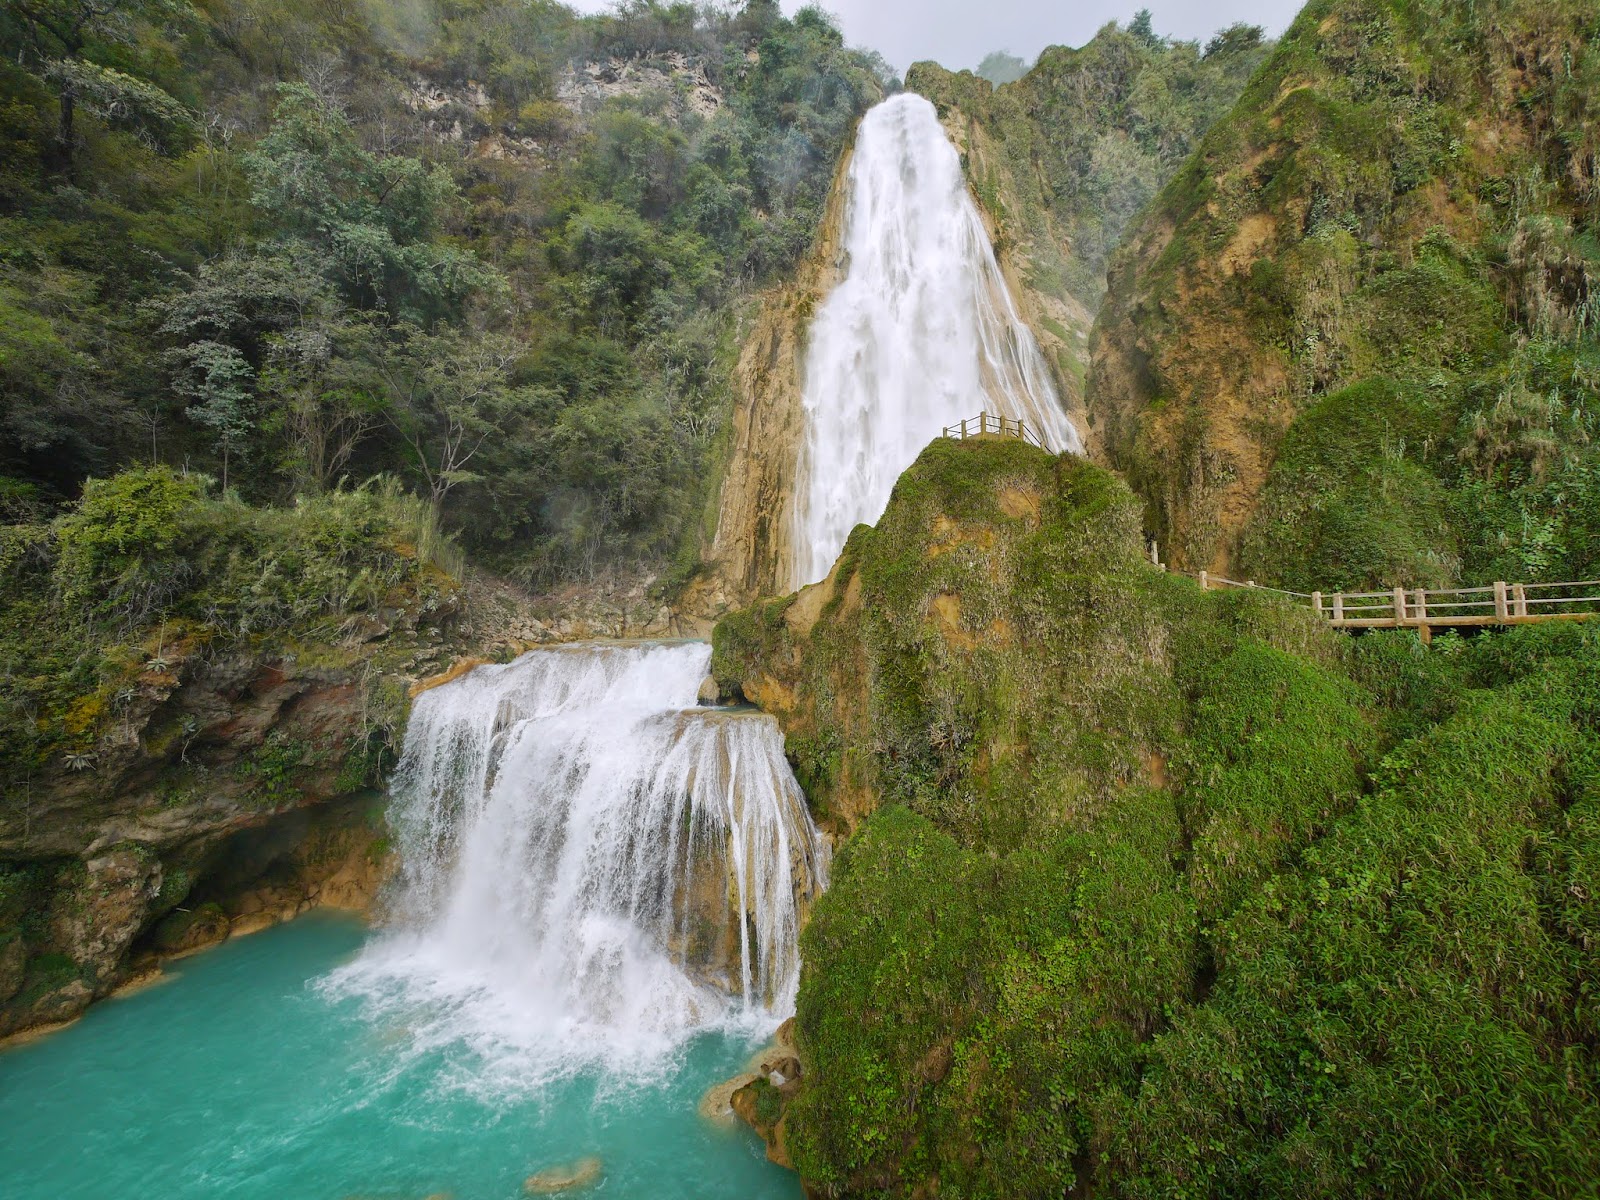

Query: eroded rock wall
[1088,0,1600,580]
[0,600,466,1040]
[696,146,855,608]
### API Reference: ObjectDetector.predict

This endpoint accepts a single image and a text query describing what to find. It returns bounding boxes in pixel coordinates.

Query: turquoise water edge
[0,913,801,1200]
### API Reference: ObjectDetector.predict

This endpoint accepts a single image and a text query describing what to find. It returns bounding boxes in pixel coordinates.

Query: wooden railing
[1195,571,1600,639]
[942,411,1043,448]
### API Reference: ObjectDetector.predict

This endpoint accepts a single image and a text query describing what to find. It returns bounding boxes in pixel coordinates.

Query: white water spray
[788,92,1080,589]
[327,642,828,1090]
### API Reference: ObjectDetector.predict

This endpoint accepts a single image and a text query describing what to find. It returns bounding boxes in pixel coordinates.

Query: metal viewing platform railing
[941,411,1043,448]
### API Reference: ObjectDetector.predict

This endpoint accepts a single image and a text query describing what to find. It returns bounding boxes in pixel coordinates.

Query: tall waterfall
[327,642,828,1089]
[788,92,1081,590]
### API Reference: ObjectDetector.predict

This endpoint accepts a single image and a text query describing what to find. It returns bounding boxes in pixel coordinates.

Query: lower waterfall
[327,641,828,1090]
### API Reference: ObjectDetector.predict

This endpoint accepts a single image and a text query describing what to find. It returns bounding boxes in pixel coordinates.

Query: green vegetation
[912,14,1273,310]
[0,467,454,785]
[715,438,1600,1198]
[0,0,891,788]
[1092,0,1600,587]
[0,0,889,588]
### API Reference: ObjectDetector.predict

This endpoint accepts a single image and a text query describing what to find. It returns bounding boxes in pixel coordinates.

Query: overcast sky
[564,1,1308,72]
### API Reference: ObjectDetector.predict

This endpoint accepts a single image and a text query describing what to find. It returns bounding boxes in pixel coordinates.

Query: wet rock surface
[523,1156,603,1194]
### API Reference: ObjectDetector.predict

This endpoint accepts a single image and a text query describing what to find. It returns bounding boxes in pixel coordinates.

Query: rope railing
[942,411,1043,448]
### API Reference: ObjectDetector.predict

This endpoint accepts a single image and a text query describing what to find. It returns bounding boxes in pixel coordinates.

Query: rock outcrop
[1088,0,1600,582]
[0,580,477,1040]
[695,145,856,607]
[557,52,723,120]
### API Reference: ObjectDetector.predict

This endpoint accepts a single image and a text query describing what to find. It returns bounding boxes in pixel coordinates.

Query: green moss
[15,952,81,1006]
[150,902,228,953]
[719,434,1600,1196]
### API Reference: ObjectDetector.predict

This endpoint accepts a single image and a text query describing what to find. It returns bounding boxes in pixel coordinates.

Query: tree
[259,321,379,492]
[976,51,1028,86]
[1128,9,1163,49]
[160,250,380,492]
[243,84,503,318]
[5,0,193,174]
[373,327,537,508]
[173,341,254,491]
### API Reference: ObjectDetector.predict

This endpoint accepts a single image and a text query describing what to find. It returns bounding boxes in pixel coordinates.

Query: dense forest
[0,0,890,786]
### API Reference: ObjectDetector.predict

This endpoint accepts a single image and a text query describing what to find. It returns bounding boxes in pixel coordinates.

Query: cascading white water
[327,641,828,1091]
[788,92,1082,589]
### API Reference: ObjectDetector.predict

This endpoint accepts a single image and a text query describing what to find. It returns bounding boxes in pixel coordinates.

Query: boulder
[524,1157,603,1194]
[699,1070,759,1124]
[762,1055,802,1086]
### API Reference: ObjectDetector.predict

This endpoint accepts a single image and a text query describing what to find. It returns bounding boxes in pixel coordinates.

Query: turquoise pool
[0,913,800,1200]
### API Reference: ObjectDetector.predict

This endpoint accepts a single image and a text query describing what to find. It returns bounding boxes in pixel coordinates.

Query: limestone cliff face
[1088,0,1600,580]
[697,146,855,607]
[0,603,465,1040]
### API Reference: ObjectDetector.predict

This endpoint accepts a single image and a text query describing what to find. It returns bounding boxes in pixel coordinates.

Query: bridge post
[1313,590,1324,618]
[1199,570,1209,590]
[1414,588,1427,621]
[1393,587,1408,624]
[1514,584,1528,617]
[1333,593,1345,623]
[1494,581,1508,620]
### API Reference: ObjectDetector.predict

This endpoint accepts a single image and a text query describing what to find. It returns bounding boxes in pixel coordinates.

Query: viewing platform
[941,411,1044,448]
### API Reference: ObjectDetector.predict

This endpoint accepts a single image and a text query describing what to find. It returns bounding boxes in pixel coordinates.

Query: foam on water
[788,92,1081,589]
[326,641,828,1094]
[0,916,800,1200]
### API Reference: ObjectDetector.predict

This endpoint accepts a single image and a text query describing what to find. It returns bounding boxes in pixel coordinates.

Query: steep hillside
[713,437,1600,1197]
[906,21,1271,428]
[1090,0,1600,585]
[0,0,889,590]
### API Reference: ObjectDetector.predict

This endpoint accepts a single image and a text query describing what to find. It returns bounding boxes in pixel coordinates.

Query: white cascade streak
[326,641,828,1090]
[789,92,1081,590]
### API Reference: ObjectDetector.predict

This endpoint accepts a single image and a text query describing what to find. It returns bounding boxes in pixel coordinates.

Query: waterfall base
[328,641,828,1092]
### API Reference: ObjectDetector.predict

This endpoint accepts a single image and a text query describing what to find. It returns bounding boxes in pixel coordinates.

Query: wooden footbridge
[1195,571,1600,641]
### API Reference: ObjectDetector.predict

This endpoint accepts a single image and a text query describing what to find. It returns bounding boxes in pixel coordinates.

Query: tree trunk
[53,91,76,180]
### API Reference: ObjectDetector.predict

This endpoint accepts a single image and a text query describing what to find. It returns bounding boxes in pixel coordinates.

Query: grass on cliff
[1095,0,1600,587]
[0,466,457,786]
[714,438,1600,1198]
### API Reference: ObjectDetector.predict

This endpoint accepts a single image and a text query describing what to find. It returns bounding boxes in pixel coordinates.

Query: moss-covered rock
[1090,0,1600,585]
[713,437,1386,1194]
[150,902,230,956]
[717,437,1600,1196]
